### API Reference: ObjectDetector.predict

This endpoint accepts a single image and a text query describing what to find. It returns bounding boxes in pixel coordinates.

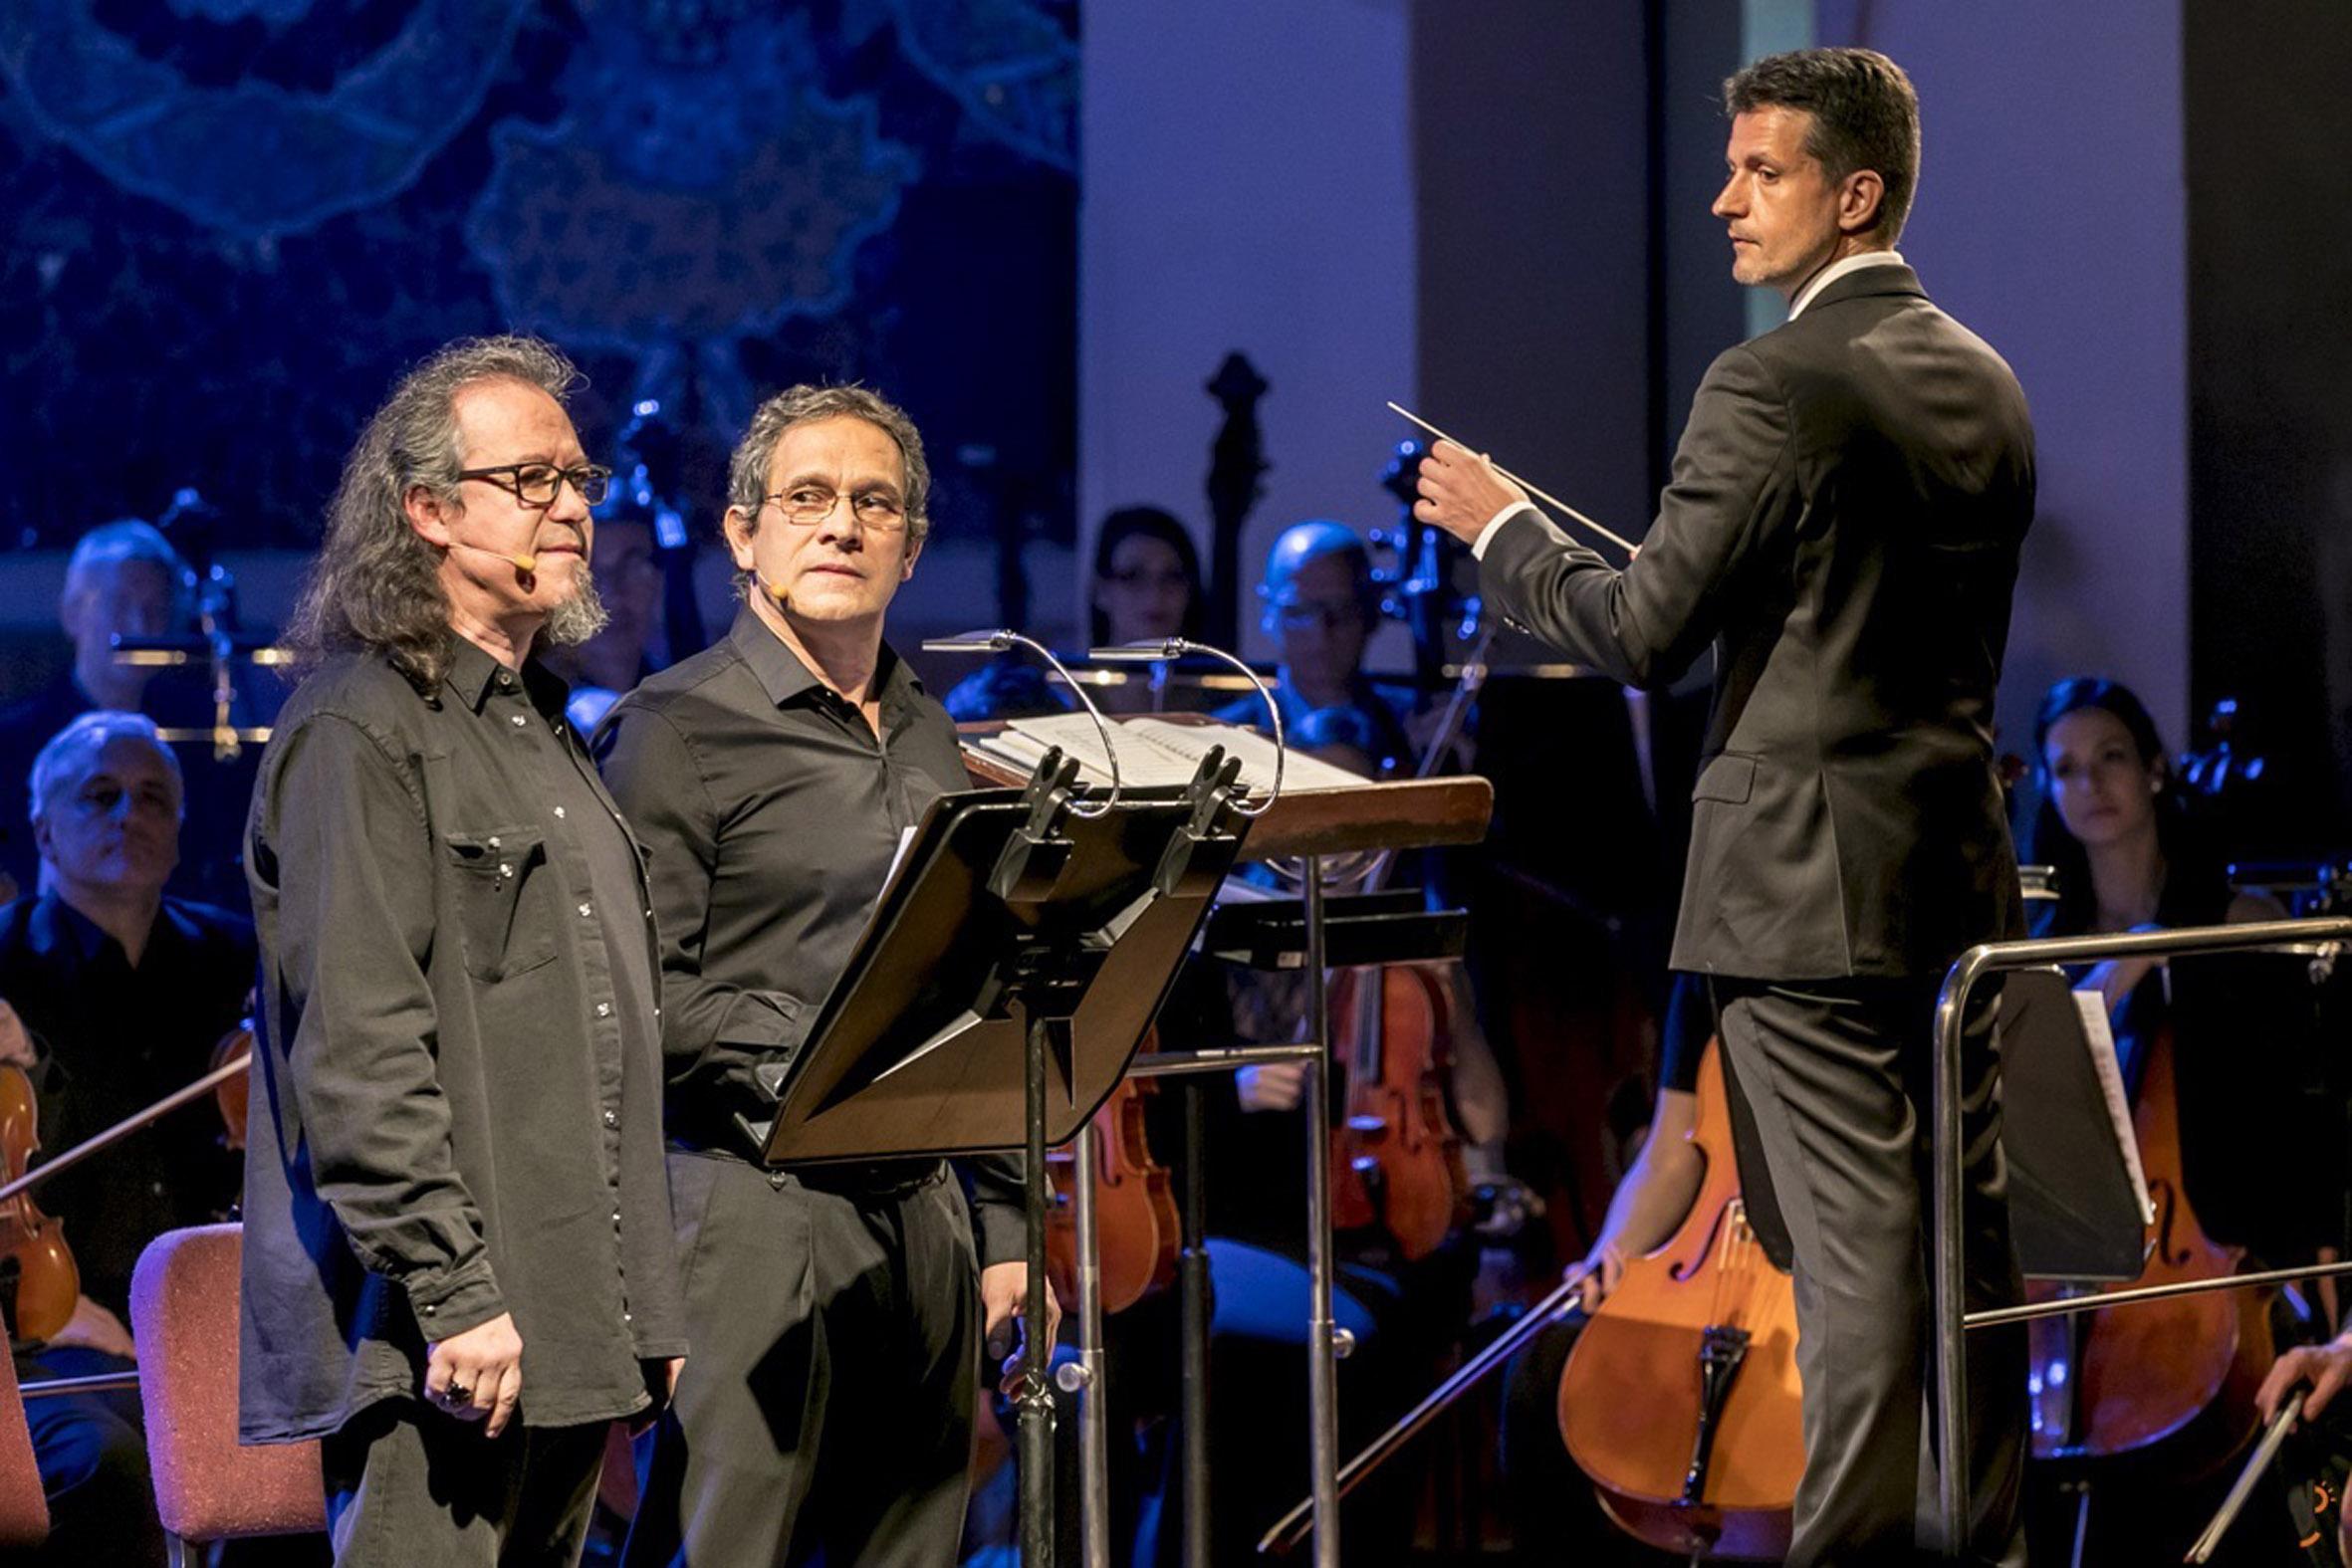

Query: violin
[2024,1016,2274,1474]
[1322,630,1492,1263]
[1327,966,1469,1262]
[0,1064,81,1345]
[1556,1039,1800,1559]
[212,1021,253,1155]
[1045,1029,1179,1314]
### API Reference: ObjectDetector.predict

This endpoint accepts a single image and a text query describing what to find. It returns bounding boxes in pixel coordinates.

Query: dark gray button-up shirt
[239,640,685,1444]
[593,605,1026,1264]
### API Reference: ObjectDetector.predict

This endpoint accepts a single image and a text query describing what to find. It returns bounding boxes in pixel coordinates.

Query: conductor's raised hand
[1414,439,1528,547]
[423,1310,525,1438]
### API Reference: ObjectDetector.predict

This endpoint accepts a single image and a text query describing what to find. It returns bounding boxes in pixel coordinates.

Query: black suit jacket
[1481,263,2034,980]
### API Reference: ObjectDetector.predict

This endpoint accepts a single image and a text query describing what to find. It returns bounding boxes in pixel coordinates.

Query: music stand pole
[1179,1081,1213,1568]
[1021,1002,1059,1568]
[1070,1121,1111,1567]
[1301,854,1341,1568]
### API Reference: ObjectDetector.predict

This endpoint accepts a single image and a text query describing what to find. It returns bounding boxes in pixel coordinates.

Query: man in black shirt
[596,383,1051,1567]
[0,709,249,1564]
[242,336,686,1565]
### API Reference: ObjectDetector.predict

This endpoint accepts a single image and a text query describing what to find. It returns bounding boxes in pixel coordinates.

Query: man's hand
[47,1294,137,1360]
[1414,440,1529,547]
[628,1355,685,1438]
[2258,1332,2352,1426]
[0,1001,37,1071]
[423,1310,525,1438]
[980,1261,1063,1399]
[1572,1240,1630,1316]
[1237,1060,1305,1113]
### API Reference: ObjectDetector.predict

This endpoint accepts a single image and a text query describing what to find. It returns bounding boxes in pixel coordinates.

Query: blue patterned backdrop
[0,0,1077,551]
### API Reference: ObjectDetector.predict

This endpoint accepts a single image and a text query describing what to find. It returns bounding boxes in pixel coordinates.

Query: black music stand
[1998,968,2152,1280]
[747,750,1251,1568]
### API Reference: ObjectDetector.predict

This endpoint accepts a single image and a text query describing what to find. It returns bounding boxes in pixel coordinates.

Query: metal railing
[1930,916,2352,1556]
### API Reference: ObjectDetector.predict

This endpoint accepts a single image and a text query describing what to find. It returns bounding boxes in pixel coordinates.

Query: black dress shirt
[0,893,248,1324]
[238,640,685,1444]
[594,604,1027,1264]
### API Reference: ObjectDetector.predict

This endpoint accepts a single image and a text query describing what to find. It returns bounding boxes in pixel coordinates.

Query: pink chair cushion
[129,1224,326,1541]
[0,1350,51,1545]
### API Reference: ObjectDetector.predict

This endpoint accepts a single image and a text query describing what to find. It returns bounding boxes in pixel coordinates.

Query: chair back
[129,1224,325,1541]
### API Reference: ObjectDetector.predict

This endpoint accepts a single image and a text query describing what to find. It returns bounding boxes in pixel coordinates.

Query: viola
[1045,1028,1179,1314]
[2025,1017,2274,1474]
[0,1064,81,1345]
[1327,964,1469,1262]
[1556,1039,1800,1559]
[213,1021,253,1154]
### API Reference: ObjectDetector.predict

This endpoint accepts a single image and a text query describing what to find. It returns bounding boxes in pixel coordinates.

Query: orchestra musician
[0,710,249,1564]
[1416,48,2036,1564]
[1211,520,1415,770]
[593,384,1054,1567]
[2259,1333,2352,1561]
[240,336,686,1564]
[540,507,665,735]
[0,522,192,901]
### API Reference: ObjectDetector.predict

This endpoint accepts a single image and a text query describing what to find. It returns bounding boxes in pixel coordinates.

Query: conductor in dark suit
[1417,49,2031,1566]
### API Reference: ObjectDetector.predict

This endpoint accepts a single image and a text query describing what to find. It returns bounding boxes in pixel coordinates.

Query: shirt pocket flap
[441,828,557,981]
[1693,753,1760,805]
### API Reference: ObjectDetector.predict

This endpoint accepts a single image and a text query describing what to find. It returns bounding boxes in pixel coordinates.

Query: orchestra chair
[0,1349,51,1545]
[129,1223,325,1565]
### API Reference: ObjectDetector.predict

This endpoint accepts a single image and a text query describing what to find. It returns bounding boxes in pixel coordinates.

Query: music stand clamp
[746,747,1253,1568]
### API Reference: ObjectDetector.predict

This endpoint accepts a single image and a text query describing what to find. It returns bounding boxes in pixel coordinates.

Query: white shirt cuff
[1471,501,1535,560]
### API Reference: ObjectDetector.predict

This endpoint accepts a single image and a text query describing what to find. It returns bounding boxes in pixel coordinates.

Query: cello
[1556,1039,1801,1558]
[2025,1015,2275,1478]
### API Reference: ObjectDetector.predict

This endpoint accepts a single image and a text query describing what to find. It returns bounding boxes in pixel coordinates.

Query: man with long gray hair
[239,335,686,1565]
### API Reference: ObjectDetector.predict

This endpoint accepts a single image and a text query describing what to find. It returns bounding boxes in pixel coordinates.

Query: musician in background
[0,710,250,1563]
[597,384,1053,1567]
[242,336,685,1562]
[0,522,192,897]
[1418,49,2033,1563]
[1214,520,1415,769]
[542,509,665,734]
[1499,975,1710,1564]
[2259,1335,2352,1561]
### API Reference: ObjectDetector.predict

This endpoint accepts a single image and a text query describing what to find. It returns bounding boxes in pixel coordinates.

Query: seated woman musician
[2020,677,2337,1258]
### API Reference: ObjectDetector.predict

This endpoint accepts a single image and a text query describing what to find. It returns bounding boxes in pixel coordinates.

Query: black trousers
[1713,977,2028,1568]
[320,1401,606,1566]
[622,1154,979,1568]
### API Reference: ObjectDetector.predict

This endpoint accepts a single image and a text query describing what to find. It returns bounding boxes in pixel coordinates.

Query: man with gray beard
[239,336,685,1565]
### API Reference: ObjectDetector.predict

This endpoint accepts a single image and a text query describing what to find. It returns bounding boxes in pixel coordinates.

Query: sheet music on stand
[2066,988,2155,1227]
[975,712,1368,794]
[1999,968,2156,1281]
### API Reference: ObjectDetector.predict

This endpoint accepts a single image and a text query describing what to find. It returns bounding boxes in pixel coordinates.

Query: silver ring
[446,1382,472,1404]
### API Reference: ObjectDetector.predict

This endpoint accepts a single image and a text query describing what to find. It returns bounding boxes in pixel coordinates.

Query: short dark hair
[1724,48,1921,242]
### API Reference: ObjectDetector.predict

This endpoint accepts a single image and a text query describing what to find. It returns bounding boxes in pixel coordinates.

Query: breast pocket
[442,828,560,982]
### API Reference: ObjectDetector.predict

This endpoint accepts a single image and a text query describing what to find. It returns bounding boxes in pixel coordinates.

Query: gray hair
[727,384,934,564]
[286,336,583,693]
[28,710,183,826]
[65,519,191,605]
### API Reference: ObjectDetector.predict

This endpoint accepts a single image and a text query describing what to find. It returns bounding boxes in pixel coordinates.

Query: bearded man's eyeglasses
[458,463,614,509]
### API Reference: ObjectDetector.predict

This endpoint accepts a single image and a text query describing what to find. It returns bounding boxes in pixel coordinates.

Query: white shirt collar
[1786,249,1906,321]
